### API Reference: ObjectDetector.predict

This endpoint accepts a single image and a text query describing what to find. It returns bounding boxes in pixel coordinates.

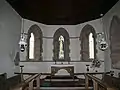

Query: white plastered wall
[0,0,22,78]
[103,0,120,77]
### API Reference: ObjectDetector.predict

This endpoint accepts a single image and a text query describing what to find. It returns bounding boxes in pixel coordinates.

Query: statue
[59,35,64,59]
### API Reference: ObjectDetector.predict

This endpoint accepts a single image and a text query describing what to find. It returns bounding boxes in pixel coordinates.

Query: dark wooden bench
[0,73,8,90]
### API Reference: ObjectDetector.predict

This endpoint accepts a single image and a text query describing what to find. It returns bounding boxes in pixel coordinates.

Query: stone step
[40,76,92,87]
[45,75,78,79]
[40,81,86,87]
[38,86,93,90]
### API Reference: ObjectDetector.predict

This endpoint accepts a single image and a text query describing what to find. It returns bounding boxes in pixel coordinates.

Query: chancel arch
[27,24,43,61]
[110,15,120,69]
[80,24,97,61]
[53,27,70,62]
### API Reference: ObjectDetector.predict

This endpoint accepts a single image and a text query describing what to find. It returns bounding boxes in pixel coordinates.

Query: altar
[51,64,74,76]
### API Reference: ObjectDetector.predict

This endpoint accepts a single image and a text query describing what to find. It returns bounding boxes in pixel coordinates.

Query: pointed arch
[53,27,70,61]
[80,24,97,61]
[27,24,43,61]
[110,15,120,69]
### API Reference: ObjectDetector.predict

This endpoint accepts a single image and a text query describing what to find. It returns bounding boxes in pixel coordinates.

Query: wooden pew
[85,74,118,90]
[0,73,8,90]
[13,73,41,90]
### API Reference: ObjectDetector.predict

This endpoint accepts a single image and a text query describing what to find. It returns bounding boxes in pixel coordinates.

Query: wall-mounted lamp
[110,71,114,76]
[86,64,90,72]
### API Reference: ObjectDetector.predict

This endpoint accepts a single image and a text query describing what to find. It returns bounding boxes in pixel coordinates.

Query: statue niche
[53,28,70,62]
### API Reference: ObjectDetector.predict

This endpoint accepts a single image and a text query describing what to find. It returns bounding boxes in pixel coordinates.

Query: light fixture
[97,32,108,51]
[19,19,27,52]
[100,13,103,17]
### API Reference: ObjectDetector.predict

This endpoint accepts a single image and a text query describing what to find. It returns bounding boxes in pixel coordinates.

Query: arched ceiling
[6,0,119,25]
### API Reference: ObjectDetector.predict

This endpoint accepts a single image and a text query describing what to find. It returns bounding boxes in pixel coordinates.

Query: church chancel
[0,0,120,89]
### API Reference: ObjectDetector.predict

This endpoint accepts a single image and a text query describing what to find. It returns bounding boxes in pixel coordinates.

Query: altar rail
[14,72,110,75]
[14,73,41,90]
[85,74,118,90]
